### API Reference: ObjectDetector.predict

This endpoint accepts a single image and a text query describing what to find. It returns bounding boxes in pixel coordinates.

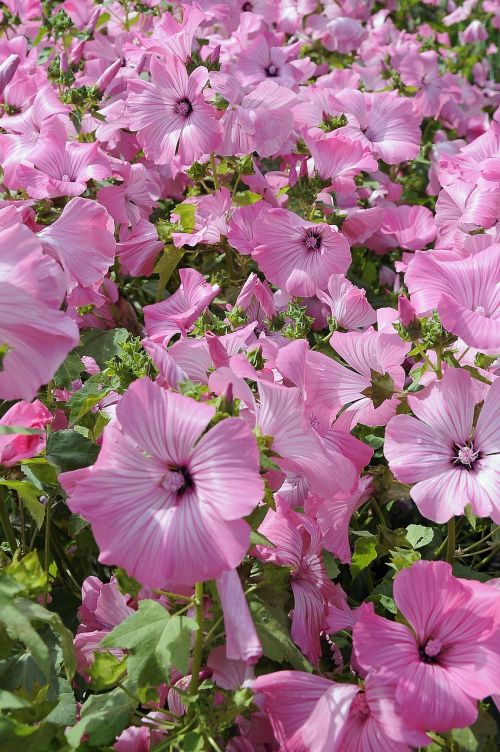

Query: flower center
[242,1,253,9]
[453,441,479,468]
[473,305,486,315]
[351,692,370,718]
[162,466,193,496]
[265,64,278,77]
[174,98,193,117]
[419,638,442,664]
[304,230,322,251]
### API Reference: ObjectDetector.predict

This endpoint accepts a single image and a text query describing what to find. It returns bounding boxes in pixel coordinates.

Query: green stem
[44,501,52,605]
[0,486,17,555]
[210,153,219,190]
[371,498,387,526]
[461,527,499,553]
[155,589,195,603]
[446,518,455,564]
[189,581,204,698]
[435,350,443,379]
[224,244,235,280]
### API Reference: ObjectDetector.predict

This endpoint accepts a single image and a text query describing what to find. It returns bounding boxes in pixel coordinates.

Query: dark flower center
[304,230,322,251]
[265,64,279,77]
[162,466,194,496]
[419,638,442,664]
[452,441,480,470]
[242,1,253,10]
[174,98,193,117]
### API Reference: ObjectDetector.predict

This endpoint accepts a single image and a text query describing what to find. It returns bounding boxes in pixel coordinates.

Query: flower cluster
[0,1,499,751]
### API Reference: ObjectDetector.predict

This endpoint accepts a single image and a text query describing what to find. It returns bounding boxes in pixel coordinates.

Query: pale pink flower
[306,328,409,429]
[252,208,351,297]
[333,89,422,164]
[0,399,52,467]
[143,268,220,345]
[172,188,231,248]
[234,35,300,89]
[59,378,264,587]
[434,180,500,249]
[216,569,262,664]
[37,198,116,293]
[18,120,111,199]
[0,220,79,401]
[406,246,500,351]
[379,204,436,251]
[256,501,335,665]
[207,645,254,691]
[315,477,374,564]
[97,162,159,227]
[125,55,220,166]
[316,274,376,331]
[117,220,163,277]
[385,368,500,523]
[305,130,377,188]
[353,560,500,734]
[227,203,266,256]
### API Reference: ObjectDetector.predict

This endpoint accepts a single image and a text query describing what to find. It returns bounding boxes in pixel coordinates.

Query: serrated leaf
[405,524,434,549]
[53,352,85,388]
[67,377,111,423]
[350,535,378,579]
[102,600,197,686]
[0,480,45,529]
[77,328,128,369]
[46,430,99,473]
[65,687,134,747]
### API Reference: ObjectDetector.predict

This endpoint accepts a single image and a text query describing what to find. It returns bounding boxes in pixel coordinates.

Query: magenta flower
[333,89,422,164]
[59,377,264,588]
[385,368,500,523]
[0,219,79,401]
[406,246,500,351]
[0,399,52,467]
[434,179,500,248]
[253,208,351,297]
[125,55,220,166]
[117,220,163,278]
[353,560,500,734]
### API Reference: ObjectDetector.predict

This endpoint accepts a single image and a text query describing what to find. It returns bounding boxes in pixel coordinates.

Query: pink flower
[379,204,436,251]
[305,130,378,192]
[97,162,159,227]
[306,328,409,429]
[18,120,111,199]
[256,501,335,665]
[210,74,297,157]
[59,378,264,588]
[37,198,116,293]
[315,476,374,564]
[333,89,422,164]
[384,368,500,523]
[117,220,163,277]
[253,208,351,297]
[353,560,500,734]
[316,274,376,331]
[216,569,262,664]
[125,55,220,166]
[227,203,265,256]
[0,400,52,467]
[0,220,79,401]
[253,669,426,751]
[434,180,500,248]
[143,268,220,345]
[406,246,500,351]
[235,35,300,89]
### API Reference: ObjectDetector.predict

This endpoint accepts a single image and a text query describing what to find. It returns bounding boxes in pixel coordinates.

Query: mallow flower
[59,377,264,588]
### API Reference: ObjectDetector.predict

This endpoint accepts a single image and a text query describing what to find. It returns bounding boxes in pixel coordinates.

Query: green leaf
[65,687,134,747]
[464,503,477,530]
[53,351,85,388]
[172,202,196,232]
[77,328,129,369]
[248,596,313,672]
[44,679,76,726]
[102,600,197,685]
[323,551,340,580]
[0,480,45,529]
[233,191,261,206]
[46,430,99,473]
[67,377,111,423]
[0,690,32,710]
[405,524,434,549]
[350,535,378,579]
[89,652,127,692]
[362,370,395,409]
[447,708,497,751]
[0,426,43,436]
[7,552,47,595]
[154,245,185,301]
[388,547,421,572]
[0,586,50,678]
[249,531,276,549]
